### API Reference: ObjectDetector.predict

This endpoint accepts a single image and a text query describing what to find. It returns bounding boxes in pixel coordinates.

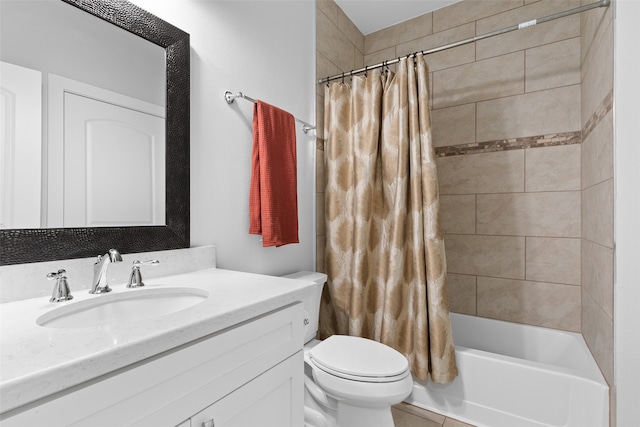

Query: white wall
[0,0,165,106]
[613,0,640,424]
[131,0,316,276]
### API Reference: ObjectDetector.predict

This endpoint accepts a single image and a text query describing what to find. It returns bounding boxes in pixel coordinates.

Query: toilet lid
[309,335,409,382]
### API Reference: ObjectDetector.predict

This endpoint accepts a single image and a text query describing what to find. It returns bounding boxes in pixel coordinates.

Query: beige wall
[317,0,585,329]
[315,0,365,275]
[371,0,584,333]
[316,0,614,421]
[580,0,615,424]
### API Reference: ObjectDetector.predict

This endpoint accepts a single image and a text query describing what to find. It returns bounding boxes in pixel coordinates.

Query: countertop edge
[0,268,315,415]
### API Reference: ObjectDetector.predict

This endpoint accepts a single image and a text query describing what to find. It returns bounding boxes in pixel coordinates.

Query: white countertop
[0,268,315,414]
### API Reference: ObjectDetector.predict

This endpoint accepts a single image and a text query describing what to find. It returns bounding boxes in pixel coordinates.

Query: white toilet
[283,271,413,427]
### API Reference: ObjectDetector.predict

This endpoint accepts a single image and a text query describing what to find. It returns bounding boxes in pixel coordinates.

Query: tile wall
[315,0,365,274]
[316,0,585,330]
[579,0,615,424]
[316,0,615,421]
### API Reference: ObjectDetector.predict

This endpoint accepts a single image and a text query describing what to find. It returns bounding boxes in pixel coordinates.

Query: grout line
[523,140,528,192]
[474,274,478,316]
[524,235,528,281]
[445,231,581,239]
[474,101,478,144]
[455,272,581,288]
[443,189,580,197]
[473,194,477,235]
[523,40,527,93]
[582,175,614,192]
[473,21,477,62]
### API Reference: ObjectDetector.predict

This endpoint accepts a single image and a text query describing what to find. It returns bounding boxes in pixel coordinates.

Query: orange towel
[249,100,299,247]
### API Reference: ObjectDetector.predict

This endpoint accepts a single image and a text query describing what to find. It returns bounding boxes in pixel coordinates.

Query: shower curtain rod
[224,91,316,134]
[318,0,610,84]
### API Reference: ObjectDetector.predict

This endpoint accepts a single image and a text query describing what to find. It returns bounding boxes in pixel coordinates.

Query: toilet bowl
[283,272,413,427]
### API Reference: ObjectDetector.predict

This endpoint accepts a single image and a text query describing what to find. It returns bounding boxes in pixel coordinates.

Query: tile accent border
[319,90,613,158]
[435,131,582,157]
[582,89,613,141]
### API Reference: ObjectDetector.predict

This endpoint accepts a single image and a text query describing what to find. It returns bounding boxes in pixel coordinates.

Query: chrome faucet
[47,269,73,302]
[90,249,123,294]
[127,259,160,288]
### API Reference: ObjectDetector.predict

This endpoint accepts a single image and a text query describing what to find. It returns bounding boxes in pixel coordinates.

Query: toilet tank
[282,271,327,343]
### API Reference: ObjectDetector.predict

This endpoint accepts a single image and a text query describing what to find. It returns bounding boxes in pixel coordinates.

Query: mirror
[0,0,190,265]
[1,0,166,229]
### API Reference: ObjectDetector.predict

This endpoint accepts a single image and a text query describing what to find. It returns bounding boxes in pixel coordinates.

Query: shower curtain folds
[320,54,458,383]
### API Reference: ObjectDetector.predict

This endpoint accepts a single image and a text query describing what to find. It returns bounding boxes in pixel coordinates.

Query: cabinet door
[191,351,303,427]
[1,304,303,427]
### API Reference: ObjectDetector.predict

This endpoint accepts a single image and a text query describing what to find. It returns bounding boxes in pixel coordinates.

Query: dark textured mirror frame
[0,0,190,265]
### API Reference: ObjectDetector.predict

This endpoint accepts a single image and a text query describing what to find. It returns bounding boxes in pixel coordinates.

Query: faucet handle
[127,260,160,288]
[47,269,74,303]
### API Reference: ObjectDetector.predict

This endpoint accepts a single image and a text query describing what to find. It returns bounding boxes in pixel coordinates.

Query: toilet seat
[309,335,410,383]
[303,337,413,425]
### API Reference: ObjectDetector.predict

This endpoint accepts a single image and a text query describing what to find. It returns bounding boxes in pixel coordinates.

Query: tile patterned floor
[392,403,478,427]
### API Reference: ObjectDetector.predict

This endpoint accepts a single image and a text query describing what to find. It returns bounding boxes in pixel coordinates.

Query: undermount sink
[36,287,209,329]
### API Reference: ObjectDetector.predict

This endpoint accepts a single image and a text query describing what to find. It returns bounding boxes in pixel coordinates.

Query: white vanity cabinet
[2,303,304,427]
[187,353,302,427]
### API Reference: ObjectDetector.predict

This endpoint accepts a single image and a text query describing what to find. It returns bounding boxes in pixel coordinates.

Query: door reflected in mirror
[0,0,166,229]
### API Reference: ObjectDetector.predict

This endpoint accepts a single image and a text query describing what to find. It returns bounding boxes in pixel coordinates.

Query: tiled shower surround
[316,0,615,424]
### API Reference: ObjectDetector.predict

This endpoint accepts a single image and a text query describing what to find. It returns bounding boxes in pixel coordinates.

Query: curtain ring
[364,65,368,77]
[341,72,345,84]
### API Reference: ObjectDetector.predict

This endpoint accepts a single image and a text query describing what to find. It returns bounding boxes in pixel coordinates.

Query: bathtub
[406,313,609,427]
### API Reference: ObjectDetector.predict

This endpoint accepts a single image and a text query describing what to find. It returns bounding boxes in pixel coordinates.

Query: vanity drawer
[2,303,303,427]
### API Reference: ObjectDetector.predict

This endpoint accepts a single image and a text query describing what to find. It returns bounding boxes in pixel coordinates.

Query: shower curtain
[320,54,458,383]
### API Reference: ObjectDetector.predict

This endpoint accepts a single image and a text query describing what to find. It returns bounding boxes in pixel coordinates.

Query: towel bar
[225,91,316,134]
